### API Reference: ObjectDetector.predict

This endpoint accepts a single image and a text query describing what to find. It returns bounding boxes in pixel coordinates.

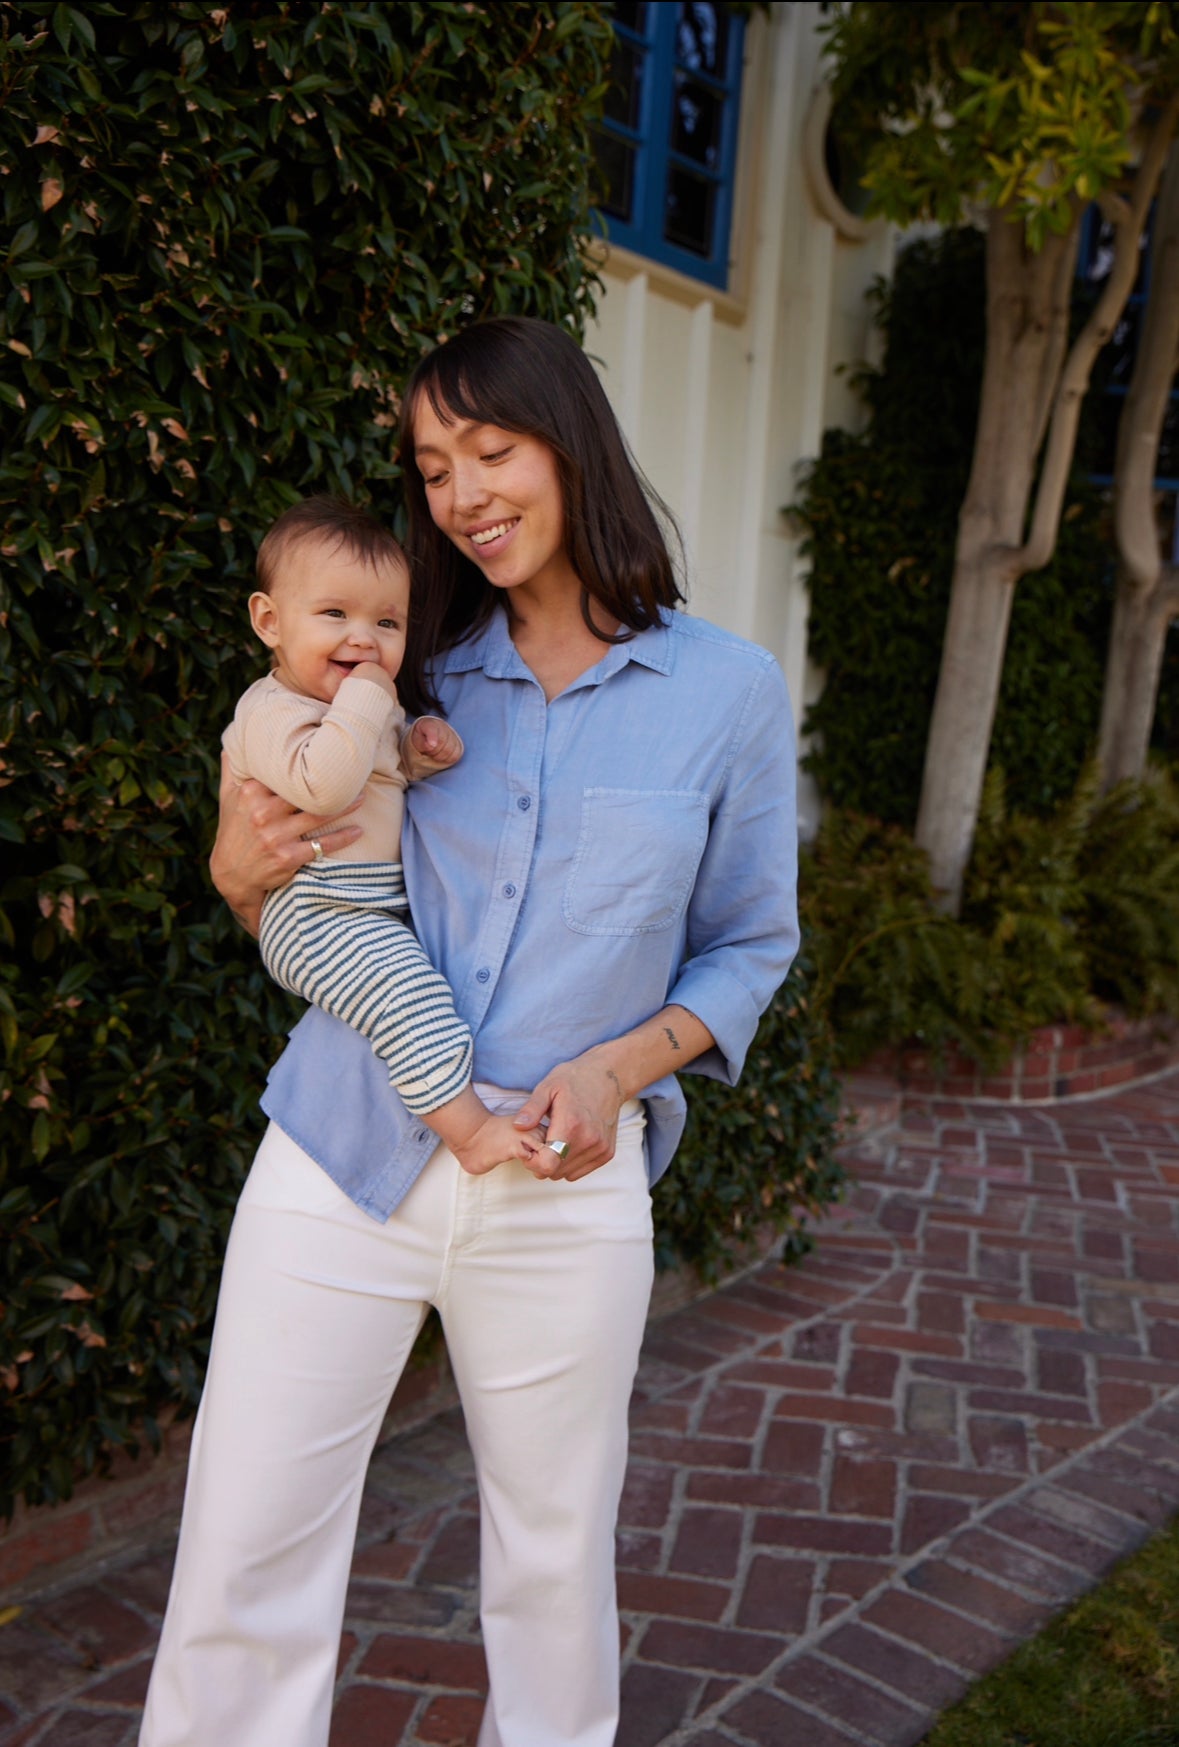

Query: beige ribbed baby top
[223,671,408,863]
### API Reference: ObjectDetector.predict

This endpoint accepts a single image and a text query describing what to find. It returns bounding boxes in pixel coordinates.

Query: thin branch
[1017,91,1179,577]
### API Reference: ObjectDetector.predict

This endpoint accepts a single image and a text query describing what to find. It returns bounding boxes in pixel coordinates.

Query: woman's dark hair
[397,317,684,687]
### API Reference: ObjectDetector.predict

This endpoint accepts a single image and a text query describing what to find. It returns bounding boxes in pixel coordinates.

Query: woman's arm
[511,1004,715,1181]
[210,753,363,936]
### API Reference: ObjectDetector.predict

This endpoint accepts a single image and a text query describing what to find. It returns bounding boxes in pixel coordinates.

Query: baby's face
[252,538,410,704]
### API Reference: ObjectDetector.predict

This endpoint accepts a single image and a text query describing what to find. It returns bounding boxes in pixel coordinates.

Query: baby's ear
[248,591,280,648]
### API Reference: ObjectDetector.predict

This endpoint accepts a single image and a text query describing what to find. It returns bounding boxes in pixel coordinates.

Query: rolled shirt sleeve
[668,655,799,1085]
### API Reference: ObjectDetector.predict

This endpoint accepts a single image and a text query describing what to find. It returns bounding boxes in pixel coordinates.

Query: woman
[141,316,798,1747]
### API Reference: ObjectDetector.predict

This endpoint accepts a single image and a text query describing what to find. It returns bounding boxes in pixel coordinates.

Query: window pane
[612,1,647,33]
[597,132,637,222]
[604,38,645,132]
[671,73,722,170]
[676,0,728,75]
[664,165,715,256]
[1104,305,1142,393]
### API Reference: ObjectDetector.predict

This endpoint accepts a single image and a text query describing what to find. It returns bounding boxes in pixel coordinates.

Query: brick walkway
[4,1068,1179,1747]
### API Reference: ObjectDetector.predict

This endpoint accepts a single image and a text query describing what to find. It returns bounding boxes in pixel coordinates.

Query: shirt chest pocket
[563,788,709,936]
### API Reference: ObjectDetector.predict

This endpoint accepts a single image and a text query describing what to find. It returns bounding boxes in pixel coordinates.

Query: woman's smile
[412,398,579,601]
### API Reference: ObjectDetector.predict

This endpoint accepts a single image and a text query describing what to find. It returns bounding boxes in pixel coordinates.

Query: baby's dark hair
[255,495,434,716]
[256,495,406,596]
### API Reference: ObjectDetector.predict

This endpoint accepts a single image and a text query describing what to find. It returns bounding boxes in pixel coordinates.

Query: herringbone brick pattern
[4,1071,1179,1747]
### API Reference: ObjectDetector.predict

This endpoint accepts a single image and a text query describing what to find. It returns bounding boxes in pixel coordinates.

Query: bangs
[405,326,564,457]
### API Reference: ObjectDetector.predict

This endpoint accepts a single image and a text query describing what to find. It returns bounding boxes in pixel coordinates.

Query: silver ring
[546,1139,570,1161]
[309,837,325,862]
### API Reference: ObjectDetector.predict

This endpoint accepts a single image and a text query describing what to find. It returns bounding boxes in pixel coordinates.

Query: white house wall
[585,1,895,836]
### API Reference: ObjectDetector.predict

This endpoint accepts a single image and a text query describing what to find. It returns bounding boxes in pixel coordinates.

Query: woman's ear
[248,591,281,648]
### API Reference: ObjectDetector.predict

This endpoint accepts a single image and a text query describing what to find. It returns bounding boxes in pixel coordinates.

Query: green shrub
[654,956,846,1283]
[802,766,1179,1073]
[794,227,1118,826]
[0,0,615,1515]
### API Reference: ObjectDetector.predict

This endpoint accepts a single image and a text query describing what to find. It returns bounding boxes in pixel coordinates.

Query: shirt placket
[464,677,547,1032]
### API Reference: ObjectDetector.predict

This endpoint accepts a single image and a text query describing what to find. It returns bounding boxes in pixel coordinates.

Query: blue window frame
[594,2,746,291]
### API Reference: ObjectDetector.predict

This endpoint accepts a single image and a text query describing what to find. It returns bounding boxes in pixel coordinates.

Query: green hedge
[795,227,1133,826]
[0,0,618,1514]
[0,2,843,1515]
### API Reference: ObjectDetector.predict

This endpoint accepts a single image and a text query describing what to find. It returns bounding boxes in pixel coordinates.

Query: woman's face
[411,394,579,603]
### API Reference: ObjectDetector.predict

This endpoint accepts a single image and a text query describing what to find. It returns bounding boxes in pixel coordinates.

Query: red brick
[670,1507,743,1579]
[829,1456,896,1519]
[1036,1348,1087,1396]
[826,1556,892,1600]
[417,1694,486,1745]
[618,1464,675,1530]
[861,1589,1013,1673]
[697,1384,767,1439]
[759,1420,826,1476]
[969,1416,1031,1474]
[852,1325,963,1357]
[36,1586,155,1665]
[725,1359,837,1391]
[329,1684,418,1745]
[638,1619,781,1676]
[820,1621,971,1711]
[843,1348,901,1399]
[686,1470,820,1511]
[905,1559,1051,1635]
[734,1554,814,1633]
[628,1433,751,1469]
[776,1652,930,1744]
[0,1508,94,1591]
[986,1504,1126,1577]
[900,1494,972,1553]
[619,1662,699,1743]
[907,1463,1018,1500]
[352,1537,418,1581]
[1097,1380,1155,1423]
[10,1714,126,1746]
[754,1513,892,1555]
[916,1291,966,1335]
[617,1572,729,1622]
[725,1689,860,1746]
[950,1523,1089,1600]
[976,1303,1083,1330]
[358,1634,487,1690]
[968,1389,1092,1423]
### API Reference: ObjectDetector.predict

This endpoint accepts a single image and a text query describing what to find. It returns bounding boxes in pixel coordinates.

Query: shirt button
[503,883,516,899]
[517,795,531,811]
[476,967,491,983]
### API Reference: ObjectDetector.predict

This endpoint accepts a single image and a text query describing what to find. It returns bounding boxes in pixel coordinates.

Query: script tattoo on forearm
[607,1068,622,1098]
[663,1026,682,1052]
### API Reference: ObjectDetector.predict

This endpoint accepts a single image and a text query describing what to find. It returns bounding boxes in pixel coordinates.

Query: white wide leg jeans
[138,1095,654,1747]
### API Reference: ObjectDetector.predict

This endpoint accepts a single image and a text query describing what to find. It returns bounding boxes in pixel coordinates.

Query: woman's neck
[506,589,622,704]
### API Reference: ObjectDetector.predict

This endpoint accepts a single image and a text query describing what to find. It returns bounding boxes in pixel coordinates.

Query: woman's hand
[512,1006,716,1183]
[210,753,362,936]
[511,1048,626,1182]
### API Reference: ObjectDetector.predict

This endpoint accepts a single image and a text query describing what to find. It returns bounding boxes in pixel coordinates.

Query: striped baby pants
[259,860,473,1114]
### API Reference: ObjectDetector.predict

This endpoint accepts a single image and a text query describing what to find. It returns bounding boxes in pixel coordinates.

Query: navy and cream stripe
[260,861,473,1115]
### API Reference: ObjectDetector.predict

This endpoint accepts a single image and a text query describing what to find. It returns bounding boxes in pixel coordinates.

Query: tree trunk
[915,101,1179,911]
[1097,141,1179,790]
[1097,578,1178,785]
[914,213,1076,911]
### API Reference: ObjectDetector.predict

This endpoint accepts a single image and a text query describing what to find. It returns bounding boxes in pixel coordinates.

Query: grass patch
[921,1516,1179,1747]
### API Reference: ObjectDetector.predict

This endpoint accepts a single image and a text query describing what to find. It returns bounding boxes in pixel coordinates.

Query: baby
[223,494,543,1177]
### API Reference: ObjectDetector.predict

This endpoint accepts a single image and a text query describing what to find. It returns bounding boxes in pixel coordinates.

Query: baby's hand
[452,1114,546,1178]
[345,661,398,699]
[409,715,463,770]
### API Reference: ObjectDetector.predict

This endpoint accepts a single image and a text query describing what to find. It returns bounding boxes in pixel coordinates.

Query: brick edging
[865,1011,1179,1104]
[667,1390,1179,1747]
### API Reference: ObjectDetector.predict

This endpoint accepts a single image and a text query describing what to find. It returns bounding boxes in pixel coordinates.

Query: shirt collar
[438,605,674,682]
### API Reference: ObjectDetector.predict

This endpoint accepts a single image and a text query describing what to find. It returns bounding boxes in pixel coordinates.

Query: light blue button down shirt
[261,606,799,1220]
